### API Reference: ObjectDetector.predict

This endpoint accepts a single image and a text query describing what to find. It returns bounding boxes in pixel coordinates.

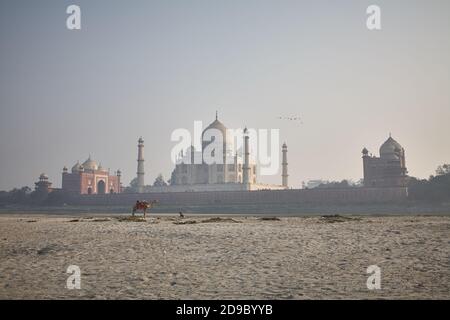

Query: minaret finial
[216,110,218,120]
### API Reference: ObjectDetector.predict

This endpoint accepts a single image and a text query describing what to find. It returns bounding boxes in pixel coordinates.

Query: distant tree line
[0,186,32,205]
[315,179,363,189]
[0,187,66,206]
[407,164,450,203]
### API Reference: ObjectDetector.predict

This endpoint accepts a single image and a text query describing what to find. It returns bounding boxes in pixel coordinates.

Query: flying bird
[277,115,303,124]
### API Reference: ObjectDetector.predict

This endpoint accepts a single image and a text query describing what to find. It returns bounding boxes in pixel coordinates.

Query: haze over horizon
[1,0,449,190]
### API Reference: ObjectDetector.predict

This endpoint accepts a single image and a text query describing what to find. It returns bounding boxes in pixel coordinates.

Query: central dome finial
[216,110,218,120]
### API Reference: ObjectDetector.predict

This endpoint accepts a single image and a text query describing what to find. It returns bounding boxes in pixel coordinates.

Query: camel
[132,200,158,218]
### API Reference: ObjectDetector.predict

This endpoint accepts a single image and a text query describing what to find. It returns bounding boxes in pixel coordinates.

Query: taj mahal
[135,113,289,193]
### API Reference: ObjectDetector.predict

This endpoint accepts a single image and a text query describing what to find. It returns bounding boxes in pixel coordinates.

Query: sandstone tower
[242,127,250,185]
[282,142,288,188]
[137,137,145,193]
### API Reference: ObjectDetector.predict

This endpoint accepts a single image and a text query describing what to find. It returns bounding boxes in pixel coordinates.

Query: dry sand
[0,214,449,299]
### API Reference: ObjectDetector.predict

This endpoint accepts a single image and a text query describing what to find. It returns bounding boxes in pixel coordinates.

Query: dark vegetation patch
[92,218,110,222]
[117,216,146,222]
[201,217,242,224]
[258,217,281,221]
[320,215,361,223]
[173,220,197,225]
[37,244,59,255]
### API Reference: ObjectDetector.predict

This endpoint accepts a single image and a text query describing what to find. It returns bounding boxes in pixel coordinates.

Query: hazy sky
[1,0,449,190]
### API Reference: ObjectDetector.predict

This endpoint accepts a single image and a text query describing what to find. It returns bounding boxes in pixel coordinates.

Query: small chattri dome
[362,147,369,155]
[39,173,48,180]
[71,161,81,173]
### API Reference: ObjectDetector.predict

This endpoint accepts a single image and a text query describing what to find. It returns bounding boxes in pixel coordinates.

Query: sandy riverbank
[0,214,449,299]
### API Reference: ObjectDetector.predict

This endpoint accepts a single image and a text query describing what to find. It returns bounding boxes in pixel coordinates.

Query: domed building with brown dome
[362,135,408,187]
[61,156,122,194]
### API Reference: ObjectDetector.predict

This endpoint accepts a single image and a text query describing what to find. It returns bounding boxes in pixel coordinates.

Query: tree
[408,164,450,203]
[10,186,32,204]
[120,177,140,193]
[153,174,168,187]
[168,169,177,186]
[129,177,139,189]
[0,186,32,205]
[316,179,353,189]
[436,164,450,176]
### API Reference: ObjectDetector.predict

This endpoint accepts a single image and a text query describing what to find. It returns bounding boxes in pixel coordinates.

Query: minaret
[137,137,145,193]
[242,128,250,185]
[234,151,238,182]
[282,142,288,188]
[116,169,122,193]
[362,147,369,187]
[190,145,195,164]
[190,145,195,184]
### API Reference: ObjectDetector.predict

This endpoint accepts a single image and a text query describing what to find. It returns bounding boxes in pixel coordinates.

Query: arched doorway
[87,187,92,195]
[97,180,106,194]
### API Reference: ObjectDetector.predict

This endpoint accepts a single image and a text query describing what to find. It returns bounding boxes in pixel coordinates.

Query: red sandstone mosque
[61,156,122,194]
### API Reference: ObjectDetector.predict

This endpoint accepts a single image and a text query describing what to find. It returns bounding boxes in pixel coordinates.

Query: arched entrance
[87,187,92,195]
[97,180,106,194]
